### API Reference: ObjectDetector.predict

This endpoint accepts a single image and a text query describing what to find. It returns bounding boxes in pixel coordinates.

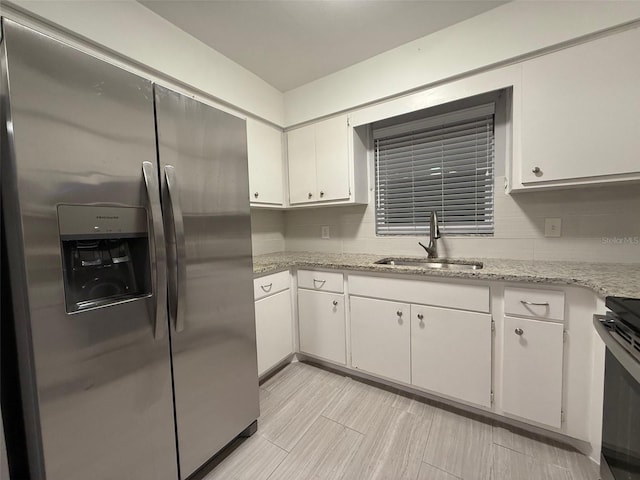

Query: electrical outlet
[544,218,562,237]
[321,226,330,239]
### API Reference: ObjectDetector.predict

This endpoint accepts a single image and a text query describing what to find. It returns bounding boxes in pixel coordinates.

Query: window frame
[373,102,496,237]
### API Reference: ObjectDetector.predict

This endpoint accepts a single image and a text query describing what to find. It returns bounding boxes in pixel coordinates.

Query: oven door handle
[594,315,640,384]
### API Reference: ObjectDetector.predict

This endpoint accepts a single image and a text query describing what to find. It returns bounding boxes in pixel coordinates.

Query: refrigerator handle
[142,161,168,340]
[164,165,187,333]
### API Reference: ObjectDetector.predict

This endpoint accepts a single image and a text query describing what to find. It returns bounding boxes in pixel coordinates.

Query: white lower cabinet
[411,305,493,408]
[254,290,293,376]
[350,296,410,383]
[298,289,346,364]
[502,316,564,428]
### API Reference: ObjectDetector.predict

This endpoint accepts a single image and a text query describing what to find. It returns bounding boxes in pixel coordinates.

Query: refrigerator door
[0,20,178,480]
[154,85,259,478]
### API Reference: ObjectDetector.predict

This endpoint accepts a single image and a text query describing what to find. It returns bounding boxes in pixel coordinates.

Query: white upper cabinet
[512,26,640,190]
[314,115,351,202]
[287,124,319,204]
[247,118,285,206]
[286,114,368,207]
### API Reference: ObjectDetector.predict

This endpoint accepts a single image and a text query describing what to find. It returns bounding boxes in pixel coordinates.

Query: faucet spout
[418,211,441,258]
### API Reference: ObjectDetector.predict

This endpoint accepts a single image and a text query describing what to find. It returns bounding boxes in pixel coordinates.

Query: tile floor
[201,362,600,480]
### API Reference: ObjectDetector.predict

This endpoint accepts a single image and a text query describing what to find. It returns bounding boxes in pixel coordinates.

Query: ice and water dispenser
[58,205,152,313]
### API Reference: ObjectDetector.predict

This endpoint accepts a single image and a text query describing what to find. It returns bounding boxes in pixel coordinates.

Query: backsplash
[251,209,286,255]
[282,176,640,263]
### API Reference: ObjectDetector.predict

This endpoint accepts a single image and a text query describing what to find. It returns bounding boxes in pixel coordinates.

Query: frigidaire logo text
[95,215,119,220]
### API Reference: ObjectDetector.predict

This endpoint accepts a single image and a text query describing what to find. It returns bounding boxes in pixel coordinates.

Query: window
[374,103,495,236]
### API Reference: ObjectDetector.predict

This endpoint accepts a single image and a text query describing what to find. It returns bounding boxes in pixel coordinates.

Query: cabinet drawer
[254,270,290,300]
[504,287,564,322]
[297,270,344,293]
[349,274,489,313]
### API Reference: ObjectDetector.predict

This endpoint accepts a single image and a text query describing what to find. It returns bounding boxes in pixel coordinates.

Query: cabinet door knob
[532,166,541,174]
[332,300,338,306]
[320,191,325,197]
[397,310,403,317]
[417,313,424,320]
[515,328,524,336]
[254,192,259,198]
[308,192,313,199]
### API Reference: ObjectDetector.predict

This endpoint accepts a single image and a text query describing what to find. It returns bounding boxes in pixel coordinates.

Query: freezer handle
[142,161,168,340]
[164,165,186,333]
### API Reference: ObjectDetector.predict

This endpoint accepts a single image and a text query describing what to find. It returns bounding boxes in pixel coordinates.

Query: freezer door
[154,85,259,478]
[0,20,177,480]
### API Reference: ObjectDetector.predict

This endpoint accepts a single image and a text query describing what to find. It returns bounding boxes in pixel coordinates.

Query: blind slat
[375,109,495,236]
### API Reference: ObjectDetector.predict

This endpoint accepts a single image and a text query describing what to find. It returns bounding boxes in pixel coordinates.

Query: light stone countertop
[253,251,640,299]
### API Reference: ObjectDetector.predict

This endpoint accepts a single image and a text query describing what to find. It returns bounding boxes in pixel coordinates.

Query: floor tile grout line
[269,385,344,455]
[261,435,290,456]
[420,461,464,480]
[263,445,290,480]
[319,414,366,438]
[493,443,576,475]
[419,409,436,465]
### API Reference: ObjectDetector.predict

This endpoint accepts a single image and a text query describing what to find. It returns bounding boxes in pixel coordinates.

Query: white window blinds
[374,104,495,236]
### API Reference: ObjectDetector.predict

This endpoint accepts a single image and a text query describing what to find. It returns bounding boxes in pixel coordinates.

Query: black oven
[594,297,640,480]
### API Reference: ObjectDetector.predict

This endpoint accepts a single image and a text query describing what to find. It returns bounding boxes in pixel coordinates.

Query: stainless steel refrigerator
[0,18,259,480]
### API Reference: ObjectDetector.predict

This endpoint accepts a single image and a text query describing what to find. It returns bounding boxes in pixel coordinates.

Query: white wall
[284,179,640,263]
[284,1,640,126]
[251,210,286,256]
[2,0,285,125]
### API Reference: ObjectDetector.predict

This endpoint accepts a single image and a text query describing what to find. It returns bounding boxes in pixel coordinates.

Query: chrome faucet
[418,211,441,258]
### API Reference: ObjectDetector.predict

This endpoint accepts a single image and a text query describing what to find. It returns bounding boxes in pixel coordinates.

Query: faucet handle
[418,241,429,254]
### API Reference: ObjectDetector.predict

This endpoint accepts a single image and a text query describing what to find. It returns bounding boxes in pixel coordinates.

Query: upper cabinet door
[519,27,640,187]
[287,124,317,204]
[247,119,284,206]
[315,115,350,202]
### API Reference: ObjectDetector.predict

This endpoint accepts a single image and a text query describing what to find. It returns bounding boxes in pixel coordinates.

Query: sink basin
[375,258,483,270]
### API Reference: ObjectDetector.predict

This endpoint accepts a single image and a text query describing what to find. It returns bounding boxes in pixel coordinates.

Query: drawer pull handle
[254,192,259,198]
[417,313,424,320]
[332,300,338,306]
[532,166,541,174]
[260,283,273,292]
[313,279,326,288]
[515,328,524,336]
[397,310,403,317]
[520,300,550,306]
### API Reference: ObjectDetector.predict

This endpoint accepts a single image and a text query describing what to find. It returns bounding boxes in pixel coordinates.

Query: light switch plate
[544,218,562,237]
[321,226,330,239]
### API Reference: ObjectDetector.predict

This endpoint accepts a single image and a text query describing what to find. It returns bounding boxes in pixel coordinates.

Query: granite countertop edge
[253,252,640,299]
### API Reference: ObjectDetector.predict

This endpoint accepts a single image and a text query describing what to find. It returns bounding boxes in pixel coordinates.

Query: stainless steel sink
[375,258,483,270]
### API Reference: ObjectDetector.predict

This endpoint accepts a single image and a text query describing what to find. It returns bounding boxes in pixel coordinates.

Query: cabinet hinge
[491,319,495,333]
[490,391,494,405]
[561,409,565,424]
[563,330,568,343]
[347,117,350,127]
